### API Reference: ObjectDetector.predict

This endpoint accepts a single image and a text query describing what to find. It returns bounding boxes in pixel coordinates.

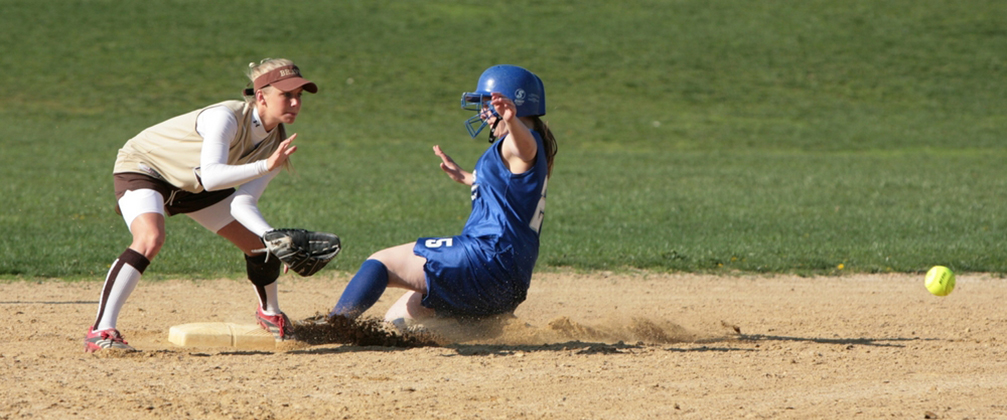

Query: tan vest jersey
[113,100,286,193]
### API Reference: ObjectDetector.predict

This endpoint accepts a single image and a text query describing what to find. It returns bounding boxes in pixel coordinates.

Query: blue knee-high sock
[330,259,389,318]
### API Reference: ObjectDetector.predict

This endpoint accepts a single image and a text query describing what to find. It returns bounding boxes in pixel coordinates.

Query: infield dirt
[3,271,1006,419]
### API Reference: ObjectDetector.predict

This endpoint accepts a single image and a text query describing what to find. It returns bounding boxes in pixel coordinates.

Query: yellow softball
[925,266,955,297]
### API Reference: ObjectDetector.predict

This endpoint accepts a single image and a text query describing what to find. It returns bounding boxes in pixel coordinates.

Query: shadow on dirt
[737,333,928,348]
[286,313,761,355]
[284,313,930,356]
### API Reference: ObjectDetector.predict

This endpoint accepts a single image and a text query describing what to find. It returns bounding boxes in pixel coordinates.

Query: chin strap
[487,118,502,143]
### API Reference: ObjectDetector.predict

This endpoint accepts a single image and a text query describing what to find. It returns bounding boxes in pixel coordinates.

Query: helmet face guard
[461,65,545,139]
[461,93,498,138]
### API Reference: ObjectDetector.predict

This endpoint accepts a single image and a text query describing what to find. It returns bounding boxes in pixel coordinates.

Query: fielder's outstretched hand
[434,145,473,186]
[267,133,298,171]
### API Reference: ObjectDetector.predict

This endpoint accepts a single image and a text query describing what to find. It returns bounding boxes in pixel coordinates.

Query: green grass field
[2,0,1005,279]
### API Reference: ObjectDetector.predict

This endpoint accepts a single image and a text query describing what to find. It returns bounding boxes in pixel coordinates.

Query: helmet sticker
[514,89,526,106]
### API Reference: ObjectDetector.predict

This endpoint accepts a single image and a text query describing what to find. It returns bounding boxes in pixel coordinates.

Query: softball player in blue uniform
[330,64,557,325]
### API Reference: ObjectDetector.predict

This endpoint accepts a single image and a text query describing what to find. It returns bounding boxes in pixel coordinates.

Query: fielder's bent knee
[246,253,280,286]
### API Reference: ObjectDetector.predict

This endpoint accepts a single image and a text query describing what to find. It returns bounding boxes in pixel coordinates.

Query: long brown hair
[531,117,557,177]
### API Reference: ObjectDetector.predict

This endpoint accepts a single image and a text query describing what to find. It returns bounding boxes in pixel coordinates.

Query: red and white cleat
[84,327,135,353]
[256,306,294,340]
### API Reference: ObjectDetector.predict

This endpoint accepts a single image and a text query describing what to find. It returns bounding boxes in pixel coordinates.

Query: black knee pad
[245,253,281,287]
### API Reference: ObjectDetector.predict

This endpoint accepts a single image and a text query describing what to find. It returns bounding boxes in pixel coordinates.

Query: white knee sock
[93,249,150,331]
[255,282,282,315]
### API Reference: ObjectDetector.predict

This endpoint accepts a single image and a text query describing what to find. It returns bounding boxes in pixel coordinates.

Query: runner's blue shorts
[413,235,528,318]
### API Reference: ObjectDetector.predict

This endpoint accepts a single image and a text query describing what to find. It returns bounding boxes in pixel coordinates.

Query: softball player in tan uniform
[85,58,316,352]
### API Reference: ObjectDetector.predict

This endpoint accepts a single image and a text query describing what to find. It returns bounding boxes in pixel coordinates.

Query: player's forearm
[229,170,279,237]
[460,171,475,186]
[231,194,272,237]
[196,105,273,191]
[199,161,269,191]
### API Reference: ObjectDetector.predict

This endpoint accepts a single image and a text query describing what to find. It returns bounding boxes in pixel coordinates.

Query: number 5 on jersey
[424,238,454,248]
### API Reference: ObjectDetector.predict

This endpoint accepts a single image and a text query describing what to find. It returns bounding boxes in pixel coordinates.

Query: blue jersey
[463,131,549,267]
[414,132,549,317]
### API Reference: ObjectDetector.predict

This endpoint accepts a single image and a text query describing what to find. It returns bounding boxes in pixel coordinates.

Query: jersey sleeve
[196,105,269,191]
[229,168,279,237]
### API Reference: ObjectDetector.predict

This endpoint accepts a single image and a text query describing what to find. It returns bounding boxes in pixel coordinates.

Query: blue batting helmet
[461,65,546,138]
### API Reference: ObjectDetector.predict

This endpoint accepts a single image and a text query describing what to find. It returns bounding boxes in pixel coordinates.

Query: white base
[168,322,276,349]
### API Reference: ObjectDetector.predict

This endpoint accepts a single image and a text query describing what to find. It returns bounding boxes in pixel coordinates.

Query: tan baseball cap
[252,65,318,93]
